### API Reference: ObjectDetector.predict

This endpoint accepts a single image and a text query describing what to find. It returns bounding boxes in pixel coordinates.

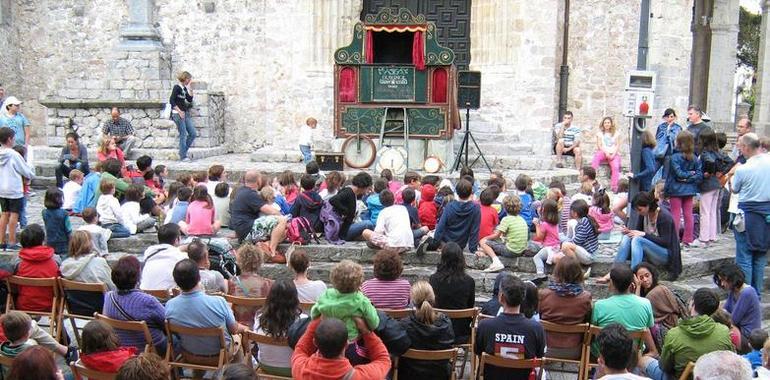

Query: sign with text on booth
[372,66,416,102]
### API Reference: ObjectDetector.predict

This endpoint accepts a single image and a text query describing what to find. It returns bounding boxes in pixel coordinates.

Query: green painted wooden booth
[333,7,460,140]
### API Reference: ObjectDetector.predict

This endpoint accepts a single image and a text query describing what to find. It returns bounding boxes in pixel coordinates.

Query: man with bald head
[731,132,770,296]
[229,170,288,262]
[292,317,391,379]
[102,107,138,158]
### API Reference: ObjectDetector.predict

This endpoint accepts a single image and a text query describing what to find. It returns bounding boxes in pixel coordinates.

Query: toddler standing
[42,187,71,258]
[298,117,317,164]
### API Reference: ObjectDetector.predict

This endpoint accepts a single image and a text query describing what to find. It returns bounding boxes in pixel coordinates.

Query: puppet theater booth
[332,8,460,174]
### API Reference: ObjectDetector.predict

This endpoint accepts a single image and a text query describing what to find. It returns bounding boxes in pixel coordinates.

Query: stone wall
[41,89,225,159]
[0,0,19,101]
[567,0,692,165]
[0,0,694,159]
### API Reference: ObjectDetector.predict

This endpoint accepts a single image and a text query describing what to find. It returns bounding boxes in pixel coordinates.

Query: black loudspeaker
[457,71,481,109]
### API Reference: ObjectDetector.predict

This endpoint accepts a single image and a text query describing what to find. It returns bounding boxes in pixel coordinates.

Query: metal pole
[637,0,650,70]
[558,0,570,121]
[464,108,470,168]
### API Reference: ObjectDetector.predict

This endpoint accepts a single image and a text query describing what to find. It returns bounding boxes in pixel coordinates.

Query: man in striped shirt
[554,110,583,169]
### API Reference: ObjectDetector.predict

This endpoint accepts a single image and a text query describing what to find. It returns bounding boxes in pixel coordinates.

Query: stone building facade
[0,0,697,162]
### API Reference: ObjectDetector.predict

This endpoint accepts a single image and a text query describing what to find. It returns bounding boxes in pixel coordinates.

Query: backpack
[320,201,345,245]
[286,216,320,245]
[199,237,240,279]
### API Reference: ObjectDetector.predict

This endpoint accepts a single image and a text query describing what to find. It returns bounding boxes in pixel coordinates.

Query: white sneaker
[484,261,505,272]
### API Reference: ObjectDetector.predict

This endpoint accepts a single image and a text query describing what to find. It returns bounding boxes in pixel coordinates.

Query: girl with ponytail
[397,281,455,380]
[561,199,600,267]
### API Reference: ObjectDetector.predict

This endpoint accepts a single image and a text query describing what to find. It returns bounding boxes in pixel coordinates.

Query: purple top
[724,286,762,339]
[102,290,167,353]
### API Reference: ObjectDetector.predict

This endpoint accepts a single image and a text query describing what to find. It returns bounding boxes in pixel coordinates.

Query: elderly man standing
[731,132,770,297]
[102,107,138,159]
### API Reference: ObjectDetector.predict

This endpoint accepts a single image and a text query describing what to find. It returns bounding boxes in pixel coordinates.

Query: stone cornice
[39,99,165,108]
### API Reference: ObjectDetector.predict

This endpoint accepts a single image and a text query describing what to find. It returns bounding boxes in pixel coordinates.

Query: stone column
[706,0,740,132]
[753,0,770,136]
[119,0,162,50]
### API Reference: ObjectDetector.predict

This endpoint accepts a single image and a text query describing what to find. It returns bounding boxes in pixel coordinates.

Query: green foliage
[738,6,761,70]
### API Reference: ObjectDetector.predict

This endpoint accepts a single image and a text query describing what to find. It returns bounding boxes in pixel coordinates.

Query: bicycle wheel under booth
[341,134,377,168]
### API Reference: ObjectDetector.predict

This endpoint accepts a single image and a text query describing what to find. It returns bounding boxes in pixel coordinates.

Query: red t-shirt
[478,204,499,240]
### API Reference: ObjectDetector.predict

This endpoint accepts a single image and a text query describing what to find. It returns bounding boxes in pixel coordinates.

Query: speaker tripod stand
[451,106,492,173]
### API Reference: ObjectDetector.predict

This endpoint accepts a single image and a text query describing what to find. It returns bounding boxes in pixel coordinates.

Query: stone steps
[29,150,581,188]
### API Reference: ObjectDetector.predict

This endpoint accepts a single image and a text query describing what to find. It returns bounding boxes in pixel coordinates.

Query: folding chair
[241,330,293,379]
[57,279,108,345]
[582,326,647,380]
[94,313,155,354]
[478,352,546,380]
[379,308,413,319]
[70,359,117,380]
[393,348,459,380]
[679,361,695,380]
[436,307,479,380]
[5,276,61,337]
[539,321,591,380]
[165,320,228,379]
[142,289,173,303]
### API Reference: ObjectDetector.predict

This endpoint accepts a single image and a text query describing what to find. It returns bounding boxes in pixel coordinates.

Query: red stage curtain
[432,68,447,103]
[412,31,425,70]
[365,30,374,64]
[339,67,356,102]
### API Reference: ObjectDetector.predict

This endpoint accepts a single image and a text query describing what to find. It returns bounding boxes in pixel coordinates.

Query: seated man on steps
[102,107,138,159]
[639,288,735,380]
[165,259,248,374]
[229,170,287,263]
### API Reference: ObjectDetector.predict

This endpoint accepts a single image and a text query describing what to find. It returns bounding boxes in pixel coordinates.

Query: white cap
[3,96,21,106]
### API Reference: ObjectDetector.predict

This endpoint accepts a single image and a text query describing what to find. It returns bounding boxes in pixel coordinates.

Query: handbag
[161,103,172,119]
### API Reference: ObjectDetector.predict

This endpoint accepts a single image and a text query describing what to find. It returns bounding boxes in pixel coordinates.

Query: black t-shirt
[229,186,266,240]
[474,313,546,380]
[429,273,476,343]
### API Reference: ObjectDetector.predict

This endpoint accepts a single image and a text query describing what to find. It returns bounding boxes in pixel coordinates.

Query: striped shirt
[573,217,599,254]
[361,278,411,309]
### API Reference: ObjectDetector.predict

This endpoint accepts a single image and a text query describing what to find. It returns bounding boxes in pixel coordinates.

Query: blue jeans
[615,235,669,269]
[644,358,673,380]
[344,220,374,241]
[734,223,767,297]
[103,223,131,239]
[299,145,312,164]
[19,196,27,228]
[172,113,196,159]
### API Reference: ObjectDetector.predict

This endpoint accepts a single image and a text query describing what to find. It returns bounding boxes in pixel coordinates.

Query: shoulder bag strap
[342,368,355,380]
[110,292,138,321]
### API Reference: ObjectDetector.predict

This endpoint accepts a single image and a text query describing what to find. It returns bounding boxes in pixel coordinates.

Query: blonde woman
[591,116,622,192]
[170,71,195,161]
[96,137,125,169]
[398,281,455,380]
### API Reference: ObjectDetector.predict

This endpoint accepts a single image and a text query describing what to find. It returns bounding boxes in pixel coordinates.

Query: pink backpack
[286,217,319,245]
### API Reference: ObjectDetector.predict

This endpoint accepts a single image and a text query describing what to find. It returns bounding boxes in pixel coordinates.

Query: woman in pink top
[180,185,221,236]
[532,199,562,280]
[589,190,614,240]
[96,137,125,168]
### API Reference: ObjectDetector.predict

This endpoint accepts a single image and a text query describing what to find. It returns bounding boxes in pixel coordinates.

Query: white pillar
[753,0,770,136]
[706,0,740,132]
